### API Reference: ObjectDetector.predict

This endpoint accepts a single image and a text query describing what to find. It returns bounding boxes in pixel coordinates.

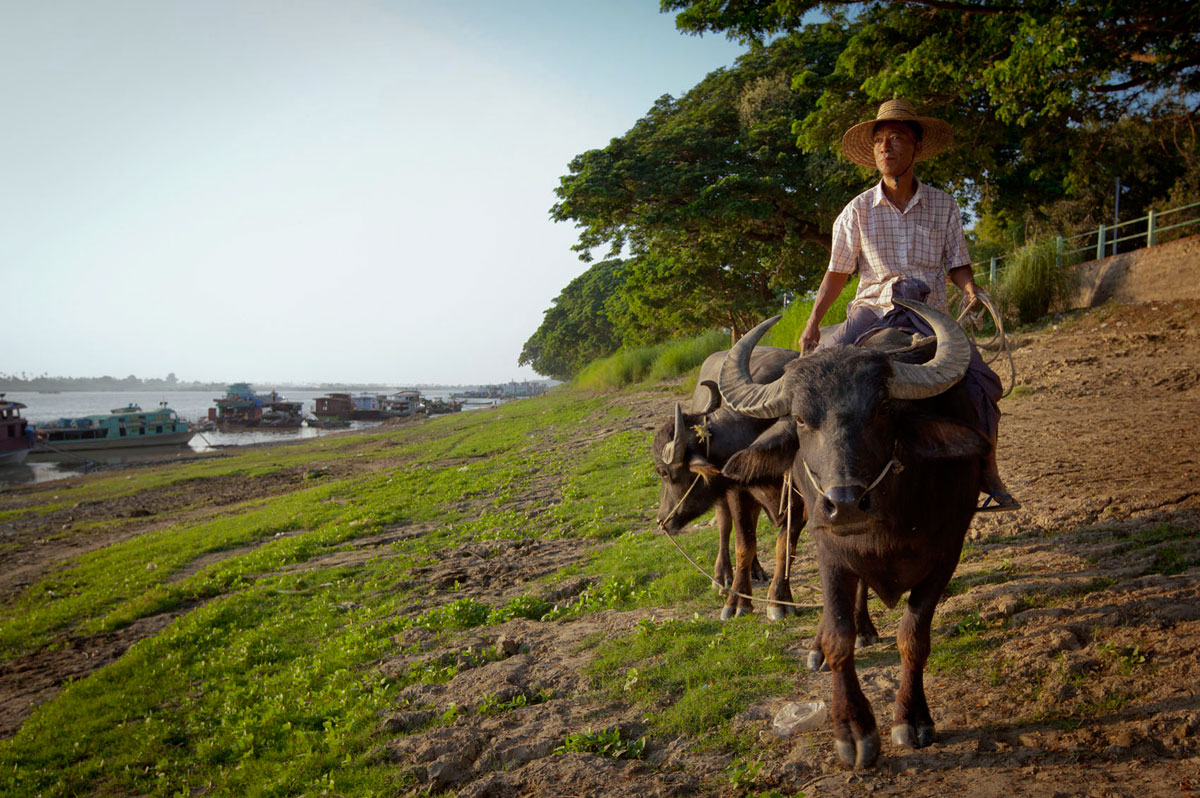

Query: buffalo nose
[822,485,870,521]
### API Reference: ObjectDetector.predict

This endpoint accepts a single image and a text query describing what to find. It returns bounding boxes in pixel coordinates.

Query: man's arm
[799,270,851,354]
[948,264,980,309]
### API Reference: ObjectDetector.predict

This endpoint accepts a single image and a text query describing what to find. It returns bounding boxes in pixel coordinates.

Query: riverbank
[2,300,1199,796]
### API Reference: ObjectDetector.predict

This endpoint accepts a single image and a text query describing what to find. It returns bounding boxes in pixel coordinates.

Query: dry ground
[2,299,1200,797]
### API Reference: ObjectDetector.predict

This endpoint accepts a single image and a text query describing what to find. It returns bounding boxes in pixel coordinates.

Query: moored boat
[210,383,304,429]
[35,403,193,452]
[0,395,34,465]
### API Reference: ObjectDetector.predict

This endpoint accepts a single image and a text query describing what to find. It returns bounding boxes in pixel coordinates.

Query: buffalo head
[720,299,988,536]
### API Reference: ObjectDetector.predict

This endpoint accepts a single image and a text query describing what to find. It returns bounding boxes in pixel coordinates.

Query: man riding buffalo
[799,99,1018,513]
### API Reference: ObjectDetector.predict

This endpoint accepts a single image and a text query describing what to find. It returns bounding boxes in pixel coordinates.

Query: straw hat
[841,99,953,169]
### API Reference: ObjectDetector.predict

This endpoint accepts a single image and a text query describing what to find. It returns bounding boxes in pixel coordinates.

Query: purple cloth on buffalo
[818,278,1001,440]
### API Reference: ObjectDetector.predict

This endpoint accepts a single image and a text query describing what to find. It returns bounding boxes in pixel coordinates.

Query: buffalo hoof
[835,730,880,769]
[767,603,787,622]
[891,723,935,749]
[855,633,879,649]
[806,648,829,672]
[721,605,751,621]
[750,560,768,582]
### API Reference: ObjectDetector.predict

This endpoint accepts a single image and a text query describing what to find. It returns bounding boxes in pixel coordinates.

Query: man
[800,99,1018,512]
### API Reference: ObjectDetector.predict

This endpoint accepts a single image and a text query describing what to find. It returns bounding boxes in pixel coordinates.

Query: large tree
[551,30,867,341]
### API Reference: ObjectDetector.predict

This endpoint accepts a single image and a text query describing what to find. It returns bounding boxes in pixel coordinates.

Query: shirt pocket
[913,224,945,270]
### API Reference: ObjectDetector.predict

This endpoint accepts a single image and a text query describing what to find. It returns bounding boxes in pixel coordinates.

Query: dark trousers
[819,279,1001,440]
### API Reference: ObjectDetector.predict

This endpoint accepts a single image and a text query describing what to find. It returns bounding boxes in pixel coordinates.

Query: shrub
[995,237,1077,324]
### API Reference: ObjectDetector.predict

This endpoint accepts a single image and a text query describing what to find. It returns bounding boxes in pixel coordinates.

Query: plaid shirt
[827,180,971,315]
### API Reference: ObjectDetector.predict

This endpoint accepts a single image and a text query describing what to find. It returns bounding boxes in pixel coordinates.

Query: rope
[654,473,819,611]
[956,289,1017,399]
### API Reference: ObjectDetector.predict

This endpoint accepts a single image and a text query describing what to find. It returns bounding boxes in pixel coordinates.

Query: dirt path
[3,300,1200,796]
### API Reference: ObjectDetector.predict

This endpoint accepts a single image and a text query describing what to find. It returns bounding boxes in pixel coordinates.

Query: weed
[554,727,646,759]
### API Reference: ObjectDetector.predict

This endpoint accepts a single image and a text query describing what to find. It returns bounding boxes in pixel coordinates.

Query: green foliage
[995,237,1077,324]
[554,727,646,759]
[519,258,627,380]
[552,32,864,343]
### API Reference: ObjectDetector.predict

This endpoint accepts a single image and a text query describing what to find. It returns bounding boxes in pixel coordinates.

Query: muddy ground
[3,299,1200,796]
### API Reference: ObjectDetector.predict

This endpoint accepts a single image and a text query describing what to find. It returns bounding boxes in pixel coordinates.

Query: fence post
[1096,224,1106,260]
[1147,209,1157,247]
[1055,236,1063,268]
[989,255,996,283]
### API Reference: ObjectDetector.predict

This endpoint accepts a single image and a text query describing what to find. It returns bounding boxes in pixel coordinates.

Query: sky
[2,0,747,386]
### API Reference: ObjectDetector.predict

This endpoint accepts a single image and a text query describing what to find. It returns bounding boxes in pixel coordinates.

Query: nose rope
[801,445,903,503]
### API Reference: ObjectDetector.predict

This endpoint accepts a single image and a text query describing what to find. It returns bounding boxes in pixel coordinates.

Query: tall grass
[573,329,727,391]
[995,237,1077,324]
[574,276,858,391]
[761,276,856,349]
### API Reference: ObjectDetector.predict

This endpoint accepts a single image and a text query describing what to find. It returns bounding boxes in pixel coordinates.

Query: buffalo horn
[717,315,790,419]
[887,298,972,400]
[696,380,721,414]
[661,403,688,464]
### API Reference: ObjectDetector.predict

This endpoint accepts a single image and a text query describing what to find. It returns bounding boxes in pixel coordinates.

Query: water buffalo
[718,299,987,769]
[652,347,802,620]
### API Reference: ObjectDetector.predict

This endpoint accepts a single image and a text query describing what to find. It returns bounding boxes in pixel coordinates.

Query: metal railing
[973,199,1200,283]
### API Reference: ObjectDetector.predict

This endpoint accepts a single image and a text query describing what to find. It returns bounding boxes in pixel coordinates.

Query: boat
[209,383,304,429]
[0,395,34,465]
[35,403,193,452]
[312,390,423,422]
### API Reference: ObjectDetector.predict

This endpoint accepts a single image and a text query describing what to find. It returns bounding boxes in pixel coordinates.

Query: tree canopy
[523,1,1198,377]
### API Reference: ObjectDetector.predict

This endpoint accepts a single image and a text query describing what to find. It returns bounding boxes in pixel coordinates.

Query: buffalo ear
[898,417,989,460]
[722,418,798,483]
[688,455,722,481]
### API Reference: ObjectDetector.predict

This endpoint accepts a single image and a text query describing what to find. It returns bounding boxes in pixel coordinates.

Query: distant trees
[0,373,220,392]
[518,259,627,381]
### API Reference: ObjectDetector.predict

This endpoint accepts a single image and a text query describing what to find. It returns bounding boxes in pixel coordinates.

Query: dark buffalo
[719,299,988,769]
[652,347,802,620]
[653,348,880,641]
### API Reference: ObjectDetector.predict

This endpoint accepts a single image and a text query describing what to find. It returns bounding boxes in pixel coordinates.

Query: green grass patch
[587,614,811,746]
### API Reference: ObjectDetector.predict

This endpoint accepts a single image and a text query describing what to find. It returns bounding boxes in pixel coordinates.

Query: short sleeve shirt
[827,180,971,315]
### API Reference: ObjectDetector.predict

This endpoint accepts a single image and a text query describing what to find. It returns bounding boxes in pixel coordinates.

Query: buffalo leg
[820,566,880,768]
[721,492,759,620]
[891,574,950,750]
[711,500,733,590]
[808,579,876,669]
[855,581,880,647]
[766,516,805,621]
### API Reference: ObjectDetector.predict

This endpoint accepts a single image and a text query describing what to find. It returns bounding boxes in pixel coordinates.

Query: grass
[995,236,1078,324]
[569,278,857,392]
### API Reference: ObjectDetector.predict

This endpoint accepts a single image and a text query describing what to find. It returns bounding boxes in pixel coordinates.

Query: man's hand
[800,324,820,355]
[961,283,980,312]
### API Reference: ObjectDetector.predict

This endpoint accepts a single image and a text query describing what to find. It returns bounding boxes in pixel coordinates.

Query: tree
[552,31,867,341]
[663,0,1200,230]
[518,259,627,380]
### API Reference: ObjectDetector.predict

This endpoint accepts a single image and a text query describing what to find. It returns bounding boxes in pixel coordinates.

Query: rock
[495,633,522,657]
[379,710,435,733]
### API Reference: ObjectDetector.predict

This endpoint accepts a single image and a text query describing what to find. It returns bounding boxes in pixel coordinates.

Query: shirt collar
[872,178,924,213]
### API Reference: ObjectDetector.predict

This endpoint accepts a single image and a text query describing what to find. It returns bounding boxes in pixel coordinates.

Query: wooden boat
[0,396,33,465]
[35,403,193,451]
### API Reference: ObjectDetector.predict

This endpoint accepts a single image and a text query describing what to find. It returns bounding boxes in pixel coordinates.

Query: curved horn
[887,298,972,400]
[696,380,721,414]
[661,403,688,465]
[717,315,790,419]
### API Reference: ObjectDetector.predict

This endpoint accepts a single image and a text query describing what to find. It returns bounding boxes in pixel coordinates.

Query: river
[0,388,505,487]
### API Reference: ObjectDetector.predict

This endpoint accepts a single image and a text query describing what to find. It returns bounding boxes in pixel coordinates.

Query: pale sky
[2,0,745,385]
